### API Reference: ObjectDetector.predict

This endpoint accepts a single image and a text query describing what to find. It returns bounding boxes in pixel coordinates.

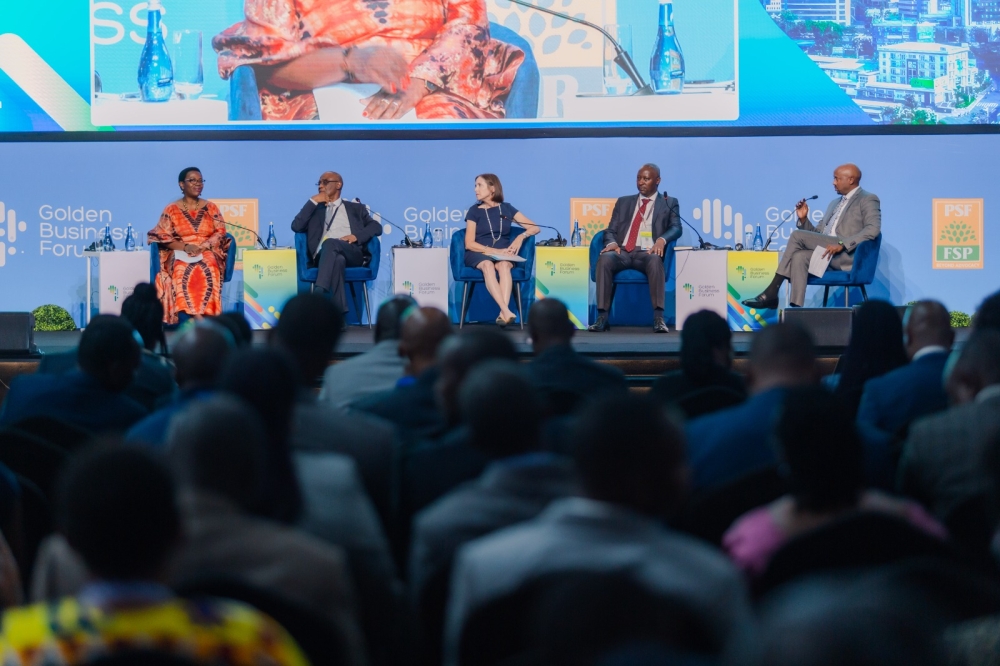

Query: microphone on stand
[506,0,654,96]
[762,195,818,251]
[225,221,268,250]
[501,214,566,247]
[354,198,422,248]
[665,192,714,250]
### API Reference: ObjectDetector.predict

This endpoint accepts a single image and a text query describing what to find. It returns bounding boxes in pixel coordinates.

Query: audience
[445,394,750,663]
[0,316,147,433]
[897,329,1000,521]
[973,289,1000,331]
[215,310,254,347]
[11,443,309,665]
[685,323,818,493]
[323,296,417,408]
[651,309,746,416]
[723,386,945,579]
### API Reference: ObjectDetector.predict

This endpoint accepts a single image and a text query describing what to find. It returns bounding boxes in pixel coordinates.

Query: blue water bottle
[422,223,433,248]
[124,224,136,252]
[571,219,582,247]
[752,224,764,252]
[138,0,174,102]
[650,1,685,95]
[266,221,277,249]
[102,224,114,252]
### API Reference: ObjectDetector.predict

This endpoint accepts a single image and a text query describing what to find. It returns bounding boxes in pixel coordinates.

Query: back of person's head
[903,300,953,359]
[375,296,417,343]
[168,396,266,512]
[974,290,1000,332]
[172,323,233,390]
[272,294,344,387]
[399,306,453,376]
[572,394,687,518]
[837,300,908,394]
[680,310,733,384]
[78,315,142,392]
[214,311,253,347]
[776,386,864,513]
[219,347,302,524]
[460,361,543,457]
[946,329,1000,405]
[528,299,575,352]
[437,329,518,425]
[120,283,166,354]
[748,323,817,392]
[56,442,179,581]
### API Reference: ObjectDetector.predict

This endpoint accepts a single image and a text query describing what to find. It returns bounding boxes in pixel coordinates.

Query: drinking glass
[603,25,635,96]
[172,30,203,99]
[744,230,754,250]
[433,228,444,247]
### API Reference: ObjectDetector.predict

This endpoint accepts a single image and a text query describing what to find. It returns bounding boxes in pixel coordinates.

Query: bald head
[528,299,575,352]
[904,300,953,359]
[173,324,233,390]
[833,164,862,196]
[398,307,453,377]
[947,329,1000,405]
[317,171,343,201]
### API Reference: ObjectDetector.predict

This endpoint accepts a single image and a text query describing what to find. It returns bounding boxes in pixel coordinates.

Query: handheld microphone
[354,198,422,248]
[225,221,268,250]
[762,195,818,251]
[665,192,714,250]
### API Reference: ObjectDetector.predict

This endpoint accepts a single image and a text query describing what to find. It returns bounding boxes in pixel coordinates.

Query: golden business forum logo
[545,261,556,276]
[0,202,27,269]
[683,283,694,299]
[251,263,264,279]
[403,280,414,296]
[933,199,983,270]
[735,265,747,281]
[107,285,119,302]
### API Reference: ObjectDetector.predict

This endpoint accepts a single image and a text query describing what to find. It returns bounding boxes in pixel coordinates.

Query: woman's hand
[345,46,410,91]
[184,243,203,257]
[363,79,431,120]
[503,238,523,256]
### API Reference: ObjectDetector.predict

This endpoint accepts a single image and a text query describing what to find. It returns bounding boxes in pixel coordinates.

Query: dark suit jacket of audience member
[684,388,787,493]
[897,390,1000,521]
[526,344,627,413]
[37,348,176,412]
[0,371,148,434]
[650,368,747,405]
[126,388,215,449]
[353,367,445,437]
[856,350,950,441]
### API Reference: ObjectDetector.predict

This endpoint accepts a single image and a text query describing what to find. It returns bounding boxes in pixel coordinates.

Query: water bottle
[744,229,754,250]
[571,219,582,247]
[422,223,433,248]
[266,221,277,249]
[102,224,114,252]
[137,0,174,103]
[124,224,136,252]
[752,224,764,252]
[650,1,685,95]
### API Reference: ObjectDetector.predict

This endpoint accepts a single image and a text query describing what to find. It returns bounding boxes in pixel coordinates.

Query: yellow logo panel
[212,199,259,271]
[932,199,983,270]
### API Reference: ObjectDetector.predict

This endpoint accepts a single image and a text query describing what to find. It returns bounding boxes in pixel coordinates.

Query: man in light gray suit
[743,163,881,309]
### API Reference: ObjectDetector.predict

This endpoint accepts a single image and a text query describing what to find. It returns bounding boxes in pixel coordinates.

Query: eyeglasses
[184,179,206,185]
[317,179,342,186]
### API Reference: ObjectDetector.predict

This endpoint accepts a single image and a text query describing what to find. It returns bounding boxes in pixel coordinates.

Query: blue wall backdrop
[0,134,994,323]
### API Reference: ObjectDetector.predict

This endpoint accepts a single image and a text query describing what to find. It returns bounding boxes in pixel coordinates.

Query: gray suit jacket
[799,187,881,266]
[896,392,1000,520]
[322,340,406,409]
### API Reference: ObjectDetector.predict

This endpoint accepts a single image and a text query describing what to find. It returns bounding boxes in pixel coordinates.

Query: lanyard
[324,203,344,234]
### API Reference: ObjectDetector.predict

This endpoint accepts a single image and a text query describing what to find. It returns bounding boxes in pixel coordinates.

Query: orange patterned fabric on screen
[213,0,524,121]
[148,203,231,324]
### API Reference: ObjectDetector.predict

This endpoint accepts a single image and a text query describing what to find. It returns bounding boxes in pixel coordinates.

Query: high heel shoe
[506,315,517,326]
[496,315,507,328]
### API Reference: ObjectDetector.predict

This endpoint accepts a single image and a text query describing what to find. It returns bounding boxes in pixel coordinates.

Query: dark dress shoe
[741,294,778,310]
[653,316,669,333]
[340,318,348,332]
[587,315,610,332]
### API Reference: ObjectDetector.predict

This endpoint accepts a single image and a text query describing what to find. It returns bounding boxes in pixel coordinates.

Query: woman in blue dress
[464,174,540,327]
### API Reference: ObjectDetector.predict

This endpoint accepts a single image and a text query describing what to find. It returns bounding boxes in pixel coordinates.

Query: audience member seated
[897,329,1000,521]
[409,361,578,665]
[0,317,147,433]
[322,296,416,408]
[445,394,750,662]
[526,299,626,415]
[973,289,1000,332]
[723,386,945,579]
[685,323,817,493]
[126,323,233,448]
[214,311,254,347]
[650,309,746,417]
[353,307,454,437]
[11,443,308,665]
[830,300,909,419]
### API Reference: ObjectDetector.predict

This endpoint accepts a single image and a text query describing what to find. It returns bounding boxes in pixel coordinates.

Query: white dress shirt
[610,195,656,250]
[317,197,351,257]
[825,186,859,238]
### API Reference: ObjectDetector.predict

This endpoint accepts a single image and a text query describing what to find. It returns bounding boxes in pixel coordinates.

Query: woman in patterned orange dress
[147,168,231,324]
[212,0,524,122]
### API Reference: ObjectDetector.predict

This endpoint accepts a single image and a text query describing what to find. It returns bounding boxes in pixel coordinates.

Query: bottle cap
[147,0,163,10]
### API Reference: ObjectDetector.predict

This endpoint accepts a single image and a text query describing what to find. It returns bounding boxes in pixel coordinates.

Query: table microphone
[502,215,566,247]
[665,192,714,250]
[762,195,818,251]
[226,221,268,249]
[354,198,422,248]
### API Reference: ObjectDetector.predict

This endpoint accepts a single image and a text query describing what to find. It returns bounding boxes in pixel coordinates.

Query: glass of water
[603,25,635,96]
[744,230,754,250]
[433,228,444,247]
[172,30,204,99]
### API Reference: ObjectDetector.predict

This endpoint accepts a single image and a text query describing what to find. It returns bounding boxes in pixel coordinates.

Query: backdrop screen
[0,0,996,133]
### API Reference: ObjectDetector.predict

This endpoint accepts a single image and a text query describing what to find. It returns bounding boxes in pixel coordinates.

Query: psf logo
[402,280,414,296]
[0,202,28,268]
[933,199,983,270]
[735,265,747,281]
[251,264,264,279]
[693,199,743,243]
[544,261,556,277]
[682,283,694,300]
[107,286,119,302]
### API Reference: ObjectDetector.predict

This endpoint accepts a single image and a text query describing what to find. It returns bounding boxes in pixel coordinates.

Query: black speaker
[0,313,35,354]
[781,308,853,348]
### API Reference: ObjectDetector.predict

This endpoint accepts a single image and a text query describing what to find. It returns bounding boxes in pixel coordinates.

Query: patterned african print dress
[212,0,524,121]
[147,202,231,324]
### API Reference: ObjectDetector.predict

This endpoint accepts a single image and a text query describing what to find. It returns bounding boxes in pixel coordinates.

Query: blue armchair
[449,231,535,329]
[149,232,237,284]
[807,233,882,307]
[294,233,381,327]
[588,230,678,324]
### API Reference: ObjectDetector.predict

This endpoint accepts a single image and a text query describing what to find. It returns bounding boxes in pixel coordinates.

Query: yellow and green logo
[735,265,747,281]
[683,283,694,300]
[544,260,556,276]
[251,263,264,279]
[933,199,983,270]
[402,280,414,296]
[107,285,119,302]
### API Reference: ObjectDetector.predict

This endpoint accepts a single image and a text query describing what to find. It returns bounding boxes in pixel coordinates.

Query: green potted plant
[31,305,77,331]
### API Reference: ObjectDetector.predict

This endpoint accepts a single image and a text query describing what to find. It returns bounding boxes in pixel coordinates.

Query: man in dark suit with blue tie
[291,172,383,320]
[589,164,682,333]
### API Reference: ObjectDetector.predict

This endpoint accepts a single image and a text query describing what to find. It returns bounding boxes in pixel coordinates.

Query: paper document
[173,250,204,264]
[808,246,832,278]
[486,254,526,263]
[313,83,418,123]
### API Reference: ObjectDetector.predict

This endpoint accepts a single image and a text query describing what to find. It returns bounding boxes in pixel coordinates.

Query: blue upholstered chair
[294,232,381,328]
[806,233,882,307]
[228,22,539,120]
[449,231,535,329]
[149,233,237,284]
[588,230,678,324]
